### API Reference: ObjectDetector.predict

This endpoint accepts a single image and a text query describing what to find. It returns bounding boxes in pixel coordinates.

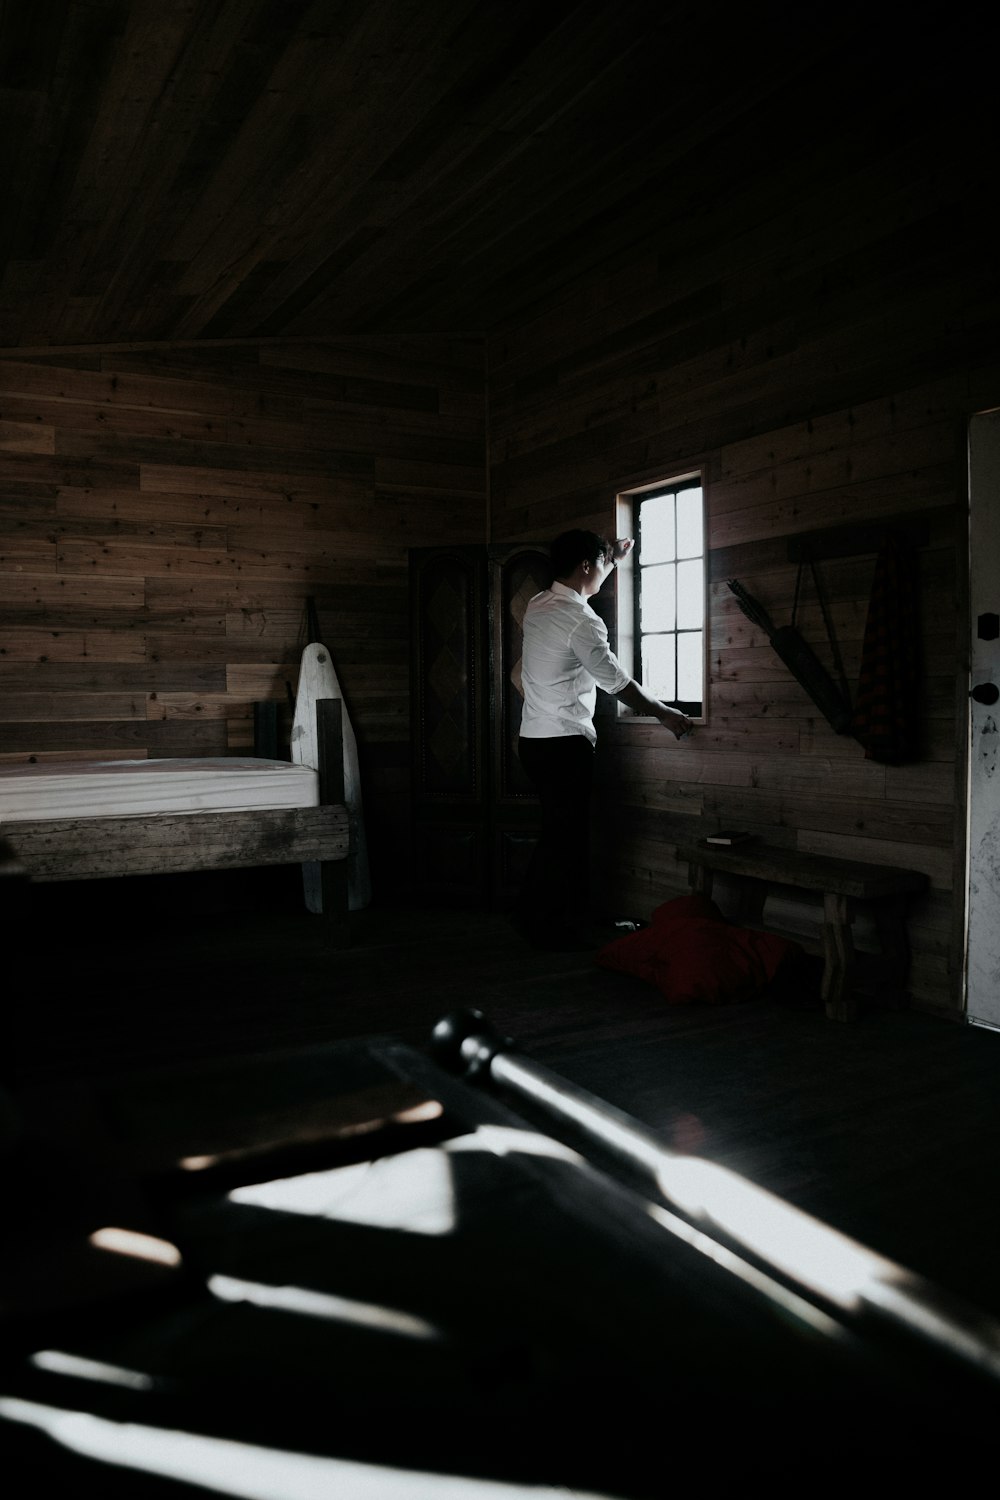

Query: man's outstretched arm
[616,679,693,737]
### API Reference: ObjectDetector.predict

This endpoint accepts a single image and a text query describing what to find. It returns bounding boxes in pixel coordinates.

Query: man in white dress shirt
[517,529,692,948]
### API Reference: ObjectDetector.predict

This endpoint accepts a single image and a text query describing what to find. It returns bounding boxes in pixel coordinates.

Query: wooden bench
[675,842,929,1021]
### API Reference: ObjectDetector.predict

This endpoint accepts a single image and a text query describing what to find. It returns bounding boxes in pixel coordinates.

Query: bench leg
[736,877,767,928]
[687,861,714,899]
[687,863,766,926]
[822,892,857,1021]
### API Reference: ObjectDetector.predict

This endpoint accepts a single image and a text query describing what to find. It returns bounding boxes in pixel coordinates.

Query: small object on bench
[703,829,755,846]
[676,842,928,1022]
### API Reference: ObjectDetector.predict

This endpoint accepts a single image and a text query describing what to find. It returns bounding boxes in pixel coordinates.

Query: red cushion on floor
[596,893,798,1004]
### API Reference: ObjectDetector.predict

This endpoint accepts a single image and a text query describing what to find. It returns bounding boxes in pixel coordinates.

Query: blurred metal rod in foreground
[432,1007,1000,1383]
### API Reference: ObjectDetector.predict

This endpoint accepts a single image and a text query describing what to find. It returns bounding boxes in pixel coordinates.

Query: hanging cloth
[727,574,852,734]
[791,558,853,719]
[851,534,922,764]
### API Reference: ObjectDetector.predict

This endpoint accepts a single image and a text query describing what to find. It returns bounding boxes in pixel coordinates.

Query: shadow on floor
[9,874,1000,1320]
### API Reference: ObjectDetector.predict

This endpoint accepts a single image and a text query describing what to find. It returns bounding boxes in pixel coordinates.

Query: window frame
[614,469,708,723]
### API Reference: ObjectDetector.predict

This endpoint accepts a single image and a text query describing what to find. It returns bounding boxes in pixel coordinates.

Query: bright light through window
[619,478,705,716]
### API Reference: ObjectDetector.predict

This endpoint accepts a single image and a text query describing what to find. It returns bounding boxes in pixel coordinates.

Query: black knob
[431,1009,513,1078]
[971,683,999,706]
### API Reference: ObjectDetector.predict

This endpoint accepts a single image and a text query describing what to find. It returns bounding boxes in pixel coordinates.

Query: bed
[0,698,350,944]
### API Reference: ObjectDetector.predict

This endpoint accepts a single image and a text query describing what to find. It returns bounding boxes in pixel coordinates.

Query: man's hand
[657,705,693,739]
[616,679,695,736]
[612,537,634,562]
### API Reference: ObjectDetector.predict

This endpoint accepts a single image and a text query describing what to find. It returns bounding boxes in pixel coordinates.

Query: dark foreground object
[2,1019,998,1495]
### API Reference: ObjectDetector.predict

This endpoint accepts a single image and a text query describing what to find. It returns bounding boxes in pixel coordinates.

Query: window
[615,475,706,719]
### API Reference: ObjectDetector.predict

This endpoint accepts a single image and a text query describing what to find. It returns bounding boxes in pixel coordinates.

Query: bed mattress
[0,758,320,822]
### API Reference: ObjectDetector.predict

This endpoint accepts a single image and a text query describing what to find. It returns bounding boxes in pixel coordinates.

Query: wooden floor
[10,866,1000,1323]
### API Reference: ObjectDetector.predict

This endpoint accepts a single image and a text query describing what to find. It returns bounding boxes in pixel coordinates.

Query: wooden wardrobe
[409,543,550,908]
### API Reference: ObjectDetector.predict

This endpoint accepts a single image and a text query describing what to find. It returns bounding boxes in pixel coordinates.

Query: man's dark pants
[516,734,594,944]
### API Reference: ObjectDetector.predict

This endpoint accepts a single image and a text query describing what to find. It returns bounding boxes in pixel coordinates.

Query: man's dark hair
[549,529,612,581]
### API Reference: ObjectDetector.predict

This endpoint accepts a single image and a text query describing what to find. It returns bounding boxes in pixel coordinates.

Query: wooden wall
[487,217,998,1017]
[0,338,486,894]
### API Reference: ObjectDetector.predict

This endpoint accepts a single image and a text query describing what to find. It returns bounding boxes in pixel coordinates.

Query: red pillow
[596,893,798,1005]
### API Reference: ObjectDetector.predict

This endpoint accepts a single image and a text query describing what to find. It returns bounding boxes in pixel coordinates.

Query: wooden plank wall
[0,338,486,894]
[488,259,999,1017]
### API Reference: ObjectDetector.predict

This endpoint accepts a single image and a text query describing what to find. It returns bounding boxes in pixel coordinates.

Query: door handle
[971,682,999,705]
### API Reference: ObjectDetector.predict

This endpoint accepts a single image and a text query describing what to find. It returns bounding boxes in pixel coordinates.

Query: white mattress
[0,758,320,822]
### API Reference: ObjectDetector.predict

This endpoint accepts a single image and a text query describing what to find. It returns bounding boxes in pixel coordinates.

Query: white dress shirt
[519,581,630,744]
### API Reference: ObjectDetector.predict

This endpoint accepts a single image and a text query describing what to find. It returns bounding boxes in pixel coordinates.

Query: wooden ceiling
[0,0,989,348]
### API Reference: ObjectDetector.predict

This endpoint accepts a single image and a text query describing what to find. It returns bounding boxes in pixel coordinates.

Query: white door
[966,410,1000,1028]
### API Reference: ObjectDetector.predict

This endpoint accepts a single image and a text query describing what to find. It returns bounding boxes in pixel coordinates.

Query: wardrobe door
[488,544,548,905]
[409,547,489,906]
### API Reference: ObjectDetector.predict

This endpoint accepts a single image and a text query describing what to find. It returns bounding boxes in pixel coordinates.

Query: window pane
[643,634,675,700]
[676,487,703,559]
[639,562,675,632]
[626,476,705,716]
[676,558,703,630]
[677,630,703,702]
[639,492,675,564]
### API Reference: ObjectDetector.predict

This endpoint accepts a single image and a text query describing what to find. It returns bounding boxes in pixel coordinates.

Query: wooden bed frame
[0,699,351,946]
